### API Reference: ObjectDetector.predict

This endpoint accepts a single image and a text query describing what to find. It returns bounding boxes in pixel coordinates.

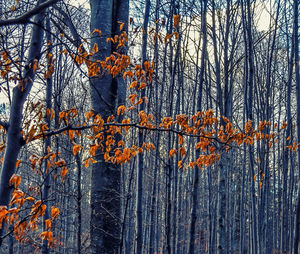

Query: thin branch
[32,122,227,144]
[0,0,60,26]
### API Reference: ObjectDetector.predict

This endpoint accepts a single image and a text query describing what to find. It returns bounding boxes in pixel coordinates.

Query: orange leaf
[0,206,8,220]
[51,207,60,219]
[179,135,184,145]
[179,147,186,157]
[73,145,82,156]
[107,37,114,43]
[123,70,134,80]
[149,143,155,151]
[178,160,183,168]
[129,81,138,89]
[137,98,143,105]
[33,59,38,72]
[118,140,125,147]
[61,167,68,182]
[165,33,172,44]
[9,174,22,188]
[189,161,196,168]
[40,230,53,244]
[138,83,147,90]
[174,15,180,28]
[48,231,53,244]
[46,108,51,118]
[169,149,177,158]
[0,145,6,153]
[69,130,75,140]
[40,231,48,240]
[16,160,22,168]
[85,158,90,168]
[90,157,98,164]
[117,105,126,115]
[26,197,35,202]
[42,124,49,132]
[269,141,273,148]
[55,160,66,167]
[92,29,102,36]
[92,43,99,53]
[86,110,94,121]
[144,61,150,71]
[45,219,52,230]
[282,121,288,129]
[120,22,125,31]
[128,93,137,104]
[90,145,100,156]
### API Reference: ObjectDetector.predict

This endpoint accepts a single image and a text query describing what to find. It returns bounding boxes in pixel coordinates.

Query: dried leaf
[9,174,22,188]
[73,145,82,156]
[51,207,60,219]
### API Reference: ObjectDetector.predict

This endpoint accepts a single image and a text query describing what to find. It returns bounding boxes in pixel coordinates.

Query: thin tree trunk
[42,13,53,254]
[0,1,47,247]
[75,152,82,254]
[189,1,207,253]
[136,1,150,253]
[294,0,299,252]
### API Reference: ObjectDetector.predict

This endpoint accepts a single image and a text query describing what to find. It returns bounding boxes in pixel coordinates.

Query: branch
[33,122,225,144]
[52,5,83,49]
[0,0,60,26]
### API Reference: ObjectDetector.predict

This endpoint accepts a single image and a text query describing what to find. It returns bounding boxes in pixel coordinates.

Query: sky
[71,0,273,31]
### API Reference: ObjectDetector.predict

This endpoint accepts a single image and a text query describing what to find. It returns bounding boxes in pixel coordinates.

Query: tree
[0,1,299,254]
[89,0,129,253]
[0,0,48,246]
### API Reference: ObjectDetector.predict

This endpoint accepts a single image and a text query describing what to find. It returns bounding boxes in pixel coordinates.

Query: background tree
[0,0,299,254]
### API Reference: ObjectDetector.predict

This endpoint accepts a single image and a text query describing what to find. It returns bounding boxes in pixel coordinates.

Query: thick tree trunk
[89,1,128,253]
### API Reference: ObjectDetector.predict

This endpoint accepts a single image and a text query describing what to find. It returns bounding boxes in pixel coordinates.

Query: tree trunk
[189,1,207,253]
[135,1,150,253]
[42,12,53,254]
[294,0,299,252]
[0,1,47,247]
[89,1,129,253]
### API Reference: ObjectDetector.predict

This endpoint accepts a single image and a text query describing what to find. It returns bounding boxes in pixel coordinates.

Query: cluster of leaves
[0,134,68,247]
[149,14,181,45]
[35,103,291,175]
[0,174,60,247]
[0,51,12,79]
[0,104,287,246]
[68,28,130,78]
[0,23,298,249]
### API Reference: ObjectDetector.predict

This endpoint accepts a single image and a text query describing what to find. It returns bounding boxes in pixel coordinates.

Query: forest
[0,0,299,253]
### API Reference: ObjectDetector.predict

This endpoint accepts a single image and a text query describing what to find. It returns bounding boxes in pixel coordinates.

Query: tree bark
[89,1,129,253]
